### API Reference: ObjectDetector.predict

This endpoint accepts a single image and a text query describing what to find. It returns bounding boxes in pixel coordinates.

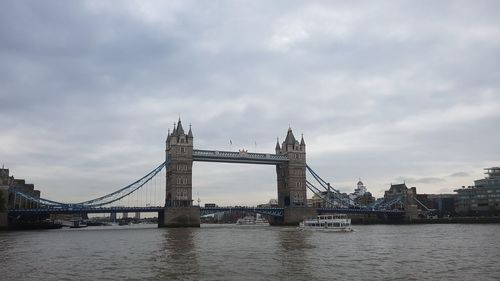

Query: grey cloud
[415,178,446,184]
[1,1,499,203]
[449,172,470,178]
[394,177,445,185]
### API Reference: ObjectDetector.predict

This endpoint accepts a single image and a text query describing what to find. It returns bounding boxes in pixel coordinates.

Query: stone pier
[159,207,200,227]
[0,186,8,230]
[270,207,317,226]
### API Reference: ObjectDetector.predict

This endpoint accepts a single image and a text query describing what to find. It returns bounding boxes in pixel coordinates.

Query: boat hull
[299,225,353,232]
[300,214,354,232]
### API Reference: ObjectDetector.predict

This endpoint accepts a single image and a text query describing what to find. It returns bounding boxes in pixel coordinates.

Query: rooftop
[485,167,500,179]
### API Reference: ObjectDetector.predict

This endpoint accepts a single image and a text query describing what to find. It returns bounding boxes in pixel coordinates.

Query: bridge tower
[159,118,200,227]
[276,128,306,207]
[274,128,316,225]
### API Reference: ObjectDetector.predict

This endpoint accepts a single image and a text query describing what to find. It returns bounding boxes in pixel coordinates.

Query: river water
[1,223,499,281]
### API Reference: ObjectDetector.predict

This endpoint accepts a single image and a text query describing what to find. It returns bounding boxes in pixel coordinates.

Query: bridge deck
[9,206,165,215]
[192,149,288,165]
[9,206,404,216]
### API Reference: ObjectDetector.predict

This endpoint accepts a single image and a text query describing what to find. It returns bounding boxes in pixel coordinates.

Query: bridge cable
[306,181,349,208]
[9,161,168,209]
[76,161,168,207]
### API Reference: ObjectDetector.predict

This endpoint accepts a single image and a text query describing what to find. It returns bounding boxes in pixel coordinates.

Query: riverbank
[351,216,500,225]
[6,220,63,230]
[407,216,500,224]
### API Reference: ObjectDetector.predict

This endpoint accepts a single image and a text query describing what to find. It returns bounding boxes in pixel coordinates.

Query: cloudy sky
[1,1,499,206]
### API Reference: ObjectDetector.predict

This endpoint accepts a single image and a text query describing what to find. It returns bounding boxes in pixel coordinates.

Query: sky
[1,1,499,206]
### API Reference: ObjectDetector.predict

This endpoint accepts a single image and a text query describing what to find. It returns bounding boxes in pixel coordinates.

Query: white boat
[299,214,353,232]
[236,215,269,225]
[69,220,88,229]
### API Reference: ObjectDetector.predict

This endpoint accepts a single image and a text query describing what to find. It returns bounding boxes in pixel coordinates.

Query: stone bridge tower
[160,118,200,227]
[276,128,306,207]
[274,127,316,225]
[165,118,193,207]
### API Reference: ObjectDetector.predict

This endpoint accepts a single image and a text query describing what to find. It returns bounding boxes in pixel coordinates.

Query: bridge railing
[193,149,288,163]
[9,206,165,215]
[316,207,405,214]
[200,206,284,217]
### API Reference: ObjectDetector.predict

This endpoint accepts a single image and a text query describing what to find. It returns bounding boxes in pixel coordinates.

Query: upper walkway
[192,149,288,165]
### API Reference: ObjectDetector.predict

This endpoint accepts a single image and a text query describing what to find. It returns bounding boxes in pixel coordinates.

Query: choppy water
[1,223,499,281]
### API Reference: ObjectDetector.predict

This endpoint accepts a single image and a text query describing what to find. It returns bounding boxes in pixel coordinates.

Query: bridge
[9,206,404,217]
[0,118,407,229]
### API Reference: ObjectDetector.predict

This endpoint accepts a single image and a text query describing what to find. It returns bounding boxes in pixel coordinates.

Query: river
[1,223,499,281]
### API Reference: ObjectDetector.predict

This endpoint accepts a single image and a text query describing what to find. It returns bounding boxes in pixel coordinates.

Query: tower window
[177,164,189,171]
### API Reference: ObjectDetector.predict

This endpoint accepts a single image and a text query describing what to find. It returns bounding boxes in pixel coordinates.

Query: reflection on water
[275,228,315,280]
[156,228,199,280]
[1,224,500,280]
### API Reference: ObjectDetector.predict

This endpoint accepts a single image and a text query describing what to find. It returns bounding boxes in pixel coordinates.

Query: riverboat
[70,221,88,229]
[236,215,269,225]
[299,214,353,232]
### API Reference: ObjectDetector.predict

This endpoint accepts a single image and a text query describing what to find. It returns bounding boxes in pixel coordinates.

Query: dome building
[349,179,375,206]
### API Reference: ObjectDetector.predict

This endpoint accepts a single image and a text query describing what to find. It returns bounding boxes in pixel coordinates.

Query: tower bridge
[0,118,406,229]
[161,118,312,226]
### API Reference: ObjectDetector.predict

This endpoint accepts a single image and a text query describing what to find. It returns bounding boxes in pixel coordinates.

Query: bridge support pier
[0,186,8,230]
[405,204,419,221]
[0,213,6,230]
[159,207,200,228]
[270,207,317,226]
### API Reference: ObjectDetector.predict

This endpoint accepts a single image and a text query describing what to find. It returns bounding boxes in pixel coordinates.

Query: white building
[349,179,367,201]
